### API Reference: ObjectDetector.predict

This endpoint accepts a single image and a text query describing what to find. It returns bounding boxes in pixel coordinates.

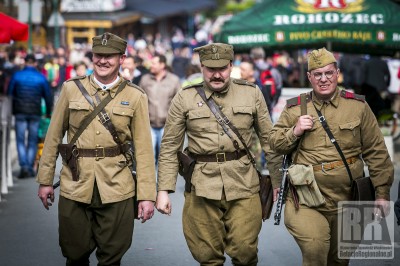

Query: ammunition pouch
[177,150,196,193]
[58,143,80,182]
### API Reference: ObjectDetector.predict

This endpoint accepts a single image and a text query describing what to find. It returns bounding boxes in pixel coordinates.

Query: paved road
[1,139,399,265]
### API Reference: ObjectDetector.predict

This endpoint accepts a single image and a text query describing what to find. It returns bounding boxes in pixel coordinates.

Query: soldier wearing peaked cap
[156,42,281,265]
[269,47,393,265]
[36,32,156,265]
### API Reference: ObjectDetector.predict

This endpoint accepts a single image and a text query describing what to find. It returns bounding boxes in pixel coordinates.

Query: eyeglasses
[312,70,336,80]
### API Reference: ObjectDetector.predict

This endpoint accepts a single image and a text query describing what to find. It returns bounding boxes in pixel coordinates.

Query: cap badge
[212,46,217,53]
[101,33,111,45]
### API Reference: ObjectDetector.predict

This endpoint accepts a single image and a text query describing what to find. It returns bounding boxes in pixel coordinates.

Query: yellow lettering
[352,31,372,41]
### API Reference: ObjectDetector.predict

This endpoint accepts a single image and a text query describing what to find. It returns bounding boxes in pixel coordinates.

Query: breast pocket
[111,106,134,130]
[232,106,253,130]
[187,109,211,132]
[68,101,91,129]
[337,119,361,148]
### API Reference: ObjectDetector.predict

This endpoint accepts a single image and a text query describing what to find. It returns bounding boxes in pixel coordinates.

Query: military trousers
[182,192,262,266]
[284,198,349,266]
[58,183,135,266]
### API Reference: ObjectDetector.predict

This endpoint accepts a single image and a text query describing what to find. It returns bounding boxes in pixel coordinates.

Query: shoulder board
[126,81,145,93]
[66,75,86,82]
[287,93,311,108]
[182,82,203,90]
[340,90,365,102]
[232,78,256,88]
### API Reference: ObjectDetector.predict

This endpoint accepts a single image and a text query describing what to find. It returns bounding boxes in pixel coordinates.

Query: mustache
[210,78,224,82]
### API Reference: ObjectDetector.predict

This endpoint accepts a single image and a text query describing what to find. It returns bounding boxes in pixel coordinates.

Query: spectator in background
[72,61,88,77]
[250,47,283,115]
[43,57,60,102]
[172,45,191,80]
[120,55,138,81]
[339,54,365,93]
[132,55,149,85]
[7,54,53,178]
[139,54,181,167]
[361,56,391,118]
[56,56,73,100]
[239,60,267,169]
[181,64,203,87]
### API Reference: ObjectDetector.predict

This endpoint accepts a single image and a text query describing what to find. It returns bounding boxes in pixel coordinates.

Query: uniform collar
[311,87,339,109]
[89,74,124,98]
[202,79,231,99]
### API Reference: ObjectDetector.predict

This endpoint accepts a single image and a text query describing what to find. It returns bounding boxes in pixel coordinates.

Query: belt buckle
[95,146,105,161]
[216,153,226,163]
[99,112,110,124]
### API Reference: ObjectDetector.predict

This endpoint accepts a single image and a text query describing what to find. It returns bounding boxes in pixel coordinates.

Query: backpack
[260,69,276,97]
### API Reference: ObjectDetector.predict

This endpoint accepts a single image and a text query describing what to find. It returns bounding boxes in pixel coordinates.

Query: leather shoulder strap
[195,87,257,167]
[70,80,127,144]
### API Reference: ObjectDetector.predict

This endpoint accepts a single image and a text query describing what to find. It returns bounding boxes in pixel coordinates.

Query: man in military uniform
[269,47,394,265]
[156,43,281,265]
[36,33,156,265]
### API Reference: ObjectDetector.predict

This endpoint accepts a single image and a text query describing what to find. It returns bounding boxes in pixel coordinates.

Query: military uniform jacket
[157,79,281,201]
[36,74,157,204]
[269,88,393,209]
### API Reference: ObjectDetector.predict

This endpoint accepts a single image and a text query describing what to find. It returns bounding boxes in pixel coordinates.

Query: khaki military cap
[307,47,337,71]
[92,32,127,54]
[194,43,234,68]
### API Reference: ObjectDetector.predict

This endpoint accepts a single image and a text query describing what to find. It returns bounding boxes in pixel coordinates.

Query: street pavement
[0,137,399,266]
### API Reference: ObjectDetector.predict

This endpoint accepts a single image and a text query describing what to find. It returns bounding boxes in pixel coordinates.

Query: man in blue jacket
[7,54,53,178]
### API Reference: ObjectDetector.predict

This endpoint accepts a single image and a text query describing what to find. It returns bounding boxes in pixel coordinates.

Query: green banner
[215,0,400,55]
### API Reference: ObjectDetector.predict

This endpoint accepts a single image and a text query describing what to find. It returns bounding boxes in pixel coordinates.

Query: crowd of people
[0,30,399,265]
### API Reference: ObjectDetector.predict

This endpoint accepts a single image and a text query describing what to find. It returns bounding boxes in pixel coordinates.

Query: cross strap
[73,79,128,145]
[312,102,353,185]
[195,87,256,166]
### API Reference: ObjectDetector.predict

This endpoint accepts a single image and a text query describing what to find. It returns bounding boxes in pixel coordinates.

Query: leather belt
[313,157,358,172]
[189,150,247,163]
[76,145,124,160]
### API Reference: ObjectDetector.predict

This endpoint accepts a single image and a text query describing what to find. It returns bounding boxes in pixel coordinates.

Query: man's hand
[38,185,55,210]
[156,191,172,215]
[137,200,155,223]
[374,198,390,221]
[293,115,315,137]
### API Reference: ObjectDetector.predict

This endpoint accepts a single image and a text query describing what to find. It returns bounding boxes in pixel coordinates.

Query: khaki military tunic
[36,74,156,204]
[269,88,393,211]
[157,79,281,200]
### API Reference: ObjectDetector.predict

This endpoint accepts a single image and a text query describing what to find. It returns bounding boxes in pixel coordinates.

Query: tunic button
[122,112,125,115]
[220,132,224,136]
[216,95,220,98]
[102,91,106,96]
[219,105,222,109]
[96,131,100,135]
[96,144,100,147]
[220,145,224,150]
